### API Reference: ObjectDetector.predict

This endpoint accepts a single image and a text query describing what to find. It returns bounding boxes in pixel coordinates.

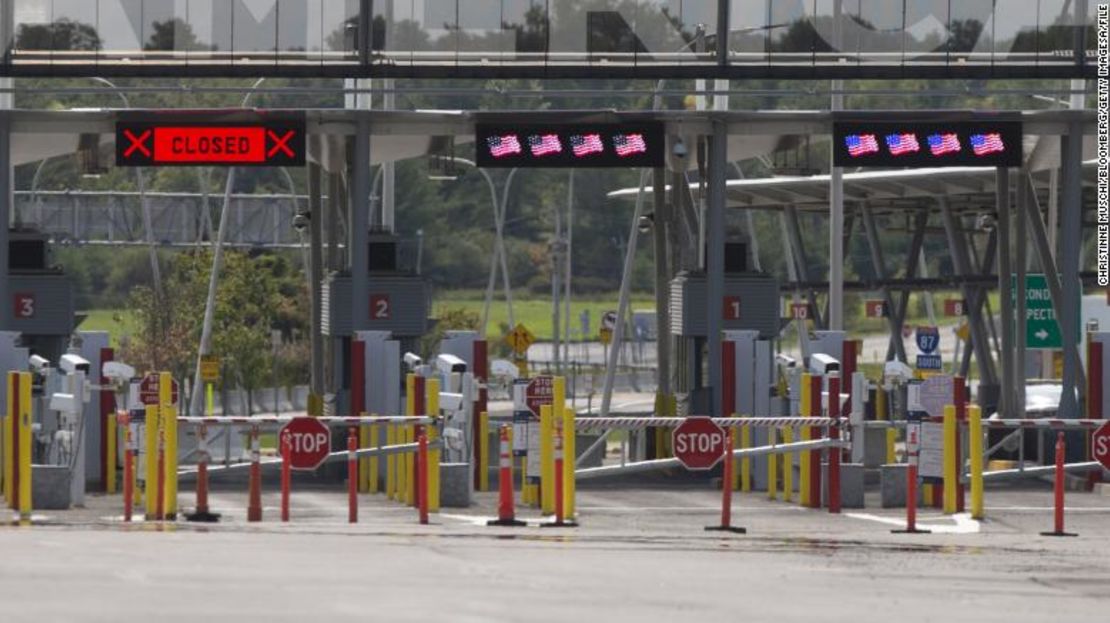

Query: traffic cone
[488,425,525,527]
[185,423,220,522]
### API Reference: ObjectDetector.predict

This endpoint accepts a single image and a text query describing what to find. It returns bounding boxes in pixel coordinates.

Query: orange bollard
[121,412,132,522]
[281,433,291,523]
[893,423,930,534]
[488,425,525,527]
[348,428,359,524]
[186,423,220,522]
[417,433,429,525]
[247,426,262,522]
[705,431,746,534]
[542,419,578,528]
[1041,432,1078,537]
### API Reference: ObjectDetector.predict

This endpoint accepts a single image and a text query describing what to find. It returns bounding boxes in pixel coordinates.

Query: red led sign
[117,119,305,167]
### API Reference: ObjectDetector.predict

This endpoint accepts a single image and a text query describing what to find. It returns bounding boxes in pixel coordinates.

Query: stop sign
[279,417,332,471]
[672,417,727,471]
[1093,422,1110,471]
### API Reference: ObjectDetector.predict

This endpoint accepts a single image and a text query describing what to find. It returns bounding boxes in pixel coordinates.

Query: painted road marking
[846,511,981,534]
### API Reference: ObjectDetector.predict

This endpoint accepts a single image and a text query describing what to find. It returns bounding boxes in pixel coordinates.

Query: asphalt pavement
[0,479,1107,622]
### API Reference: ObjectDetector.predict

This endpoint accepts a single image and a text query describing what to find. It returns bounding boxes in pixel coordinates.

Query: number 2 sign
[369,294,391,320]
[13,293,35,319]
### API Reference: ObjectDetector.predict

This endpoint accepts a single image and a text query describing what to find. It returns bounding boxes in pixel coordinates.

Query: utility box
[669,271,781,339]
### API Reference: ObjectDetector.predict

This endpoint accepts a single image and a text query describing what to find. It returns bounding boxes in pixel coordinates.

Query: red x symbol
[123,129,152,159]
[267,130,295,159]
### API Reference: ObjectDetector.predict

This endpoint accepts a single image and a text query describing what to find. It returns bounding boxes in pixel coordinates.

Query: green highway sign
[1014,274,1078,349]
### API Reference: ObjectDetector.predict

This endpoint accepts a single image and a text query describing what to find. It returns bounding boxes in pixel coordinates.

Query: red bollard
[186,423,220,522]
[416,433,429,525]
[706,430,746,534]
[893,423,930,534]
[542,421,578,528]
[247,426,262,522]
[828,373,842,514]
[488,425,525,527]
[1041,432,1077,537]
[280,433,291,523]
[808,374,823,508]
[121,413,132,522]
[348,428,359,524]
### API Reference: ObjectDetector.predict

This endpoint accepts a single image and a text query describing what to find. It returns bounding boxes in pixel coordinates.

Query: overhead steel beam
[940,197,998,387]
[861,202,907,362]
[1059,123,1085,418]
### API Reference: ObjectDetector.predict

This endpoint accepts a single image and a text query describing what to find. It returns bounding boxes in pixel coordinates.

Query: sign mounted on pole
[505,323,535,354]
[1015,274,1079,349]
[1093,422,1110,471]
[672,417,727,471]
[279,417,331,471]
[117,115,306,167]
[199,356,220,383]
[833,119,1023,168]
[139,373,179,406]
[476,122,664,168]
[864,300,888,318]
[943,299,966,317]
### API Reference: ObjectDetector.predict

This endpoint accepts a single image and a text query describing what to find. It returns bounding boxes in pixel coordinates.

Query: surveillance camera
[292,212,310,233]
[435,353,467,376]
[807,353,839,375]
[883,360,914,384]
[59,353,91,375]
[102,361,136,383]
[637,214,654,234]
[672,139,688,159]
[403,352,423,369]
[29,355,51,373]
[775,353,797,368]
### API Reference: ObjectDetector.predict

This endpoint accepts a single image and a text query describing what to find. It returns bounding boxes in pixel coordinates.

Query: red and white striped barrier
[177,415,434,426]
[982,419,1108,429]
[573,416,838,432]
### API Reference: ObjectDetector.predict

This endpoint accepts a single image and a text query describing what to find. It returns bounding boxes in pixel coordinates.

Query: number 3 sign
[13,293,35,319]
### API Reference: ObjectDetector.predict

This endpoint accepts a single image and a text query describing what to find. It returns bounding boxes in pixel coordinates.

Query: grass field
[77,309,140,346]
[432,293,657,340]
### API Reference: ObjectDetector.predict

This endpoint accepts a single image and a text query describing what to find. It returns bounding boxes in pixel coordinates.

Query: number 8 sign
[369,293,391,320]
[13,293,35,319]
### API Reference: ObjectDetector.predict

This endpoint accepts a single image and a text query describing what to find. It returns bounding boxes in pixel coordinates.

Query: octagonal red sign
[1093,422,1110,471]
[279,417,331,471]
[672,417,727,471]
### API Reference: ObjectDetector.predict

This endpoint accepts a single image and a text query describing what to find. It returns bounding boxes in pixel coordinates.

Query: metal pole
[997,168,1013,417]
[308,164,325,397]
[652,168,671,398]
[351,115,372,332]
[382,79,396,232]
[1016,171,1028,418]
[828,0,845,331]
[706,120,727,417]
[564,170,574,367]
[601,171,650,418]
[552,205,561,374]
[1059,121,1084,418]
[0,111,9,331]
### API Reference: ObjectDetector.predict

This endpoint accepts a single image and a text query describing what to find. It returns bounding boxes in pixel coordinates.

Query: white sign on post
[918,421,945,480]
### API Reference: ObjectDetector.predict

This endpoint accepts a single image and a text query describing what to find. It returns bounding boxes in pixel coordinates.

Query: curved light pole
[425,157,516,336]
[91,77,164,300]
[189,77,267,415]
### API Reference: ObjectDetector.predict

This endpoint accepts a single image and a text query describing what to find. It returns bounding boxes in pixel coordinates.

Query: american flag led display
[845,134,880,157]
[927,133,962,156]
[487,134,522,158]
[885,133,920,156]
[570,134,605,157]
[528,134,563,157]
[613,133,648,157]
[969,133,1006,156]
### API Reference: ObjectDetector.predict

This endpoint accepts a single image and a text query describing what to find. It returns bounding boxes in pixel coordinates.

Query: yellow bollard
[17,372,32,520]
[367,423,379,494]
[540,404,554,515]
[740,419,752,493]
[386,424,397,500]
[564,408,576,519]
[359,422,370,493]
[876,386,896,464]
[159,373,177,518]
[427,378,441,513]
[783,427,794,502]
[5,372,14,505]
[106,410,117,494]
[163,404,178,519]
[968,405,984,520]
[478,411,490,492]
[943,404,957,514]
[767,428,779,500]
[205,382,214,417]
[799,374,812,507]
[144,403,159,520]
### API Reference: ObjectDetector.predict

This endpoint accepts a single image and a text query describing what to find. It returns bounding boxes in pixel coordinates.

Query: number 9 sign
[13,293,35,319]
